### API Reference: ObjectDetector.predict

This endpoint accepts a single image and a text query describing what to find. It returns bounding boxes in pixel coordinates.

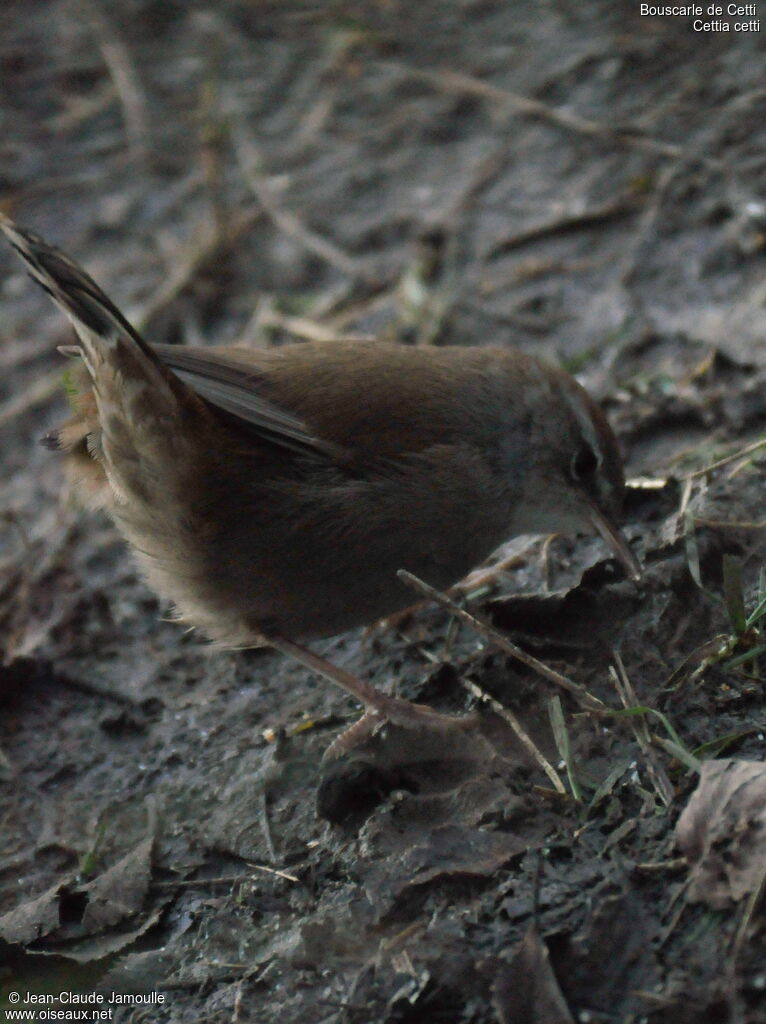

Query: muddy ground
[2,2,766,1022]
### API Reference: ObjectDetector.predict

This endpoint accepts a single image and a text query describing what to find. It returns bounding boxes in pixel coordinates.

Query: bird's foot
[262,631,477,758]
[323,694,477,759]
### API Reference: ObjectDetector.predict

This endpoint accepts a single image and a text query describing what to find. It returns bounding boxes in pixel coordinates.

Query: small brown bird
[1,216,639,742]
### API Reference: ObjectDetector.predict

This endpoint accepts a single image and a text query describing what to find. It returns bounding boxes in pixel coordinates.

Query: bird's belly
[211,524,487,640]
[113,453,511,645]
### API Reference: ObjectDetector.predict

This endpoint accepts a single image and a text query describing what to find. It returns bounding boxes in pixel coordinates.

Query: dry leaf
[493,926,574,1024]
[675,758,766,907]
[0,835,154,953]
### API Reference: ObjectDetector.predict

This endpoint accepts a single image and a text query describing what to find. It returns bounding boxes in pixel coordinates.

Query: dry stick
[135,208,260,331]
[50,79,116,133]
[0,370,62,428]
[323,284,399,333]
[458,537,542,597]
[683,436,766,481]
[619,161,683,288]
[610,653,675,808]
[231,123,371,283]
[370,572,567,791]
[397,569,605,712]
[383,63,684,160]
[77,0,150,162]
[487,193,644,260]
[633,857,687,875]
[460,675,566,795]
[256,307,374,345]
[459,298,564,336]
[151,864,299,888]
[446,136,515,222]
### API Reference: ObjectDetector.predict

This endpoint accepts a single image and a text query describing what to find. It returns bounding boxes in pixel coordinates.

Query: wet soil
[2,2,766,1022]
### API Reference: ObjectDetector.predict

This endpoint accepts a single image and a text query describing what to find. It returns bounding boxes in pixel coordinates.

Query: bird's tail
[0,215,201,509]
[0,214,174,392]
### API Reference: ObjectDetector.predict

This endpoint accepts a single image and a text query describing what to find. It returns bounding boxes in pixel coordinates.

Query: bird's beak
[588,504,641,580]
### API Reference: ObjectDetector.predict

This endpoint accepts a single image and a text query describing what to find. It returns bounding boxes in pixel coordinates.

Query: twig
[383,63,684,160]
[397,569,605,712]
[255,792,275,864]
[610,654,675,807]
[136,208,260,331]
[683,435,766,480]
[619,161,683,288]
[457,537,541,599]
[460,676,565,794]
[658,878,692,949]
[193,13,229,237]
[446,137,515,221]
[152,863,299,888]
[487,193,644,260]
[257,307,374,344]
[231,122,371,282]
[77,0,149,161]
[50,79,116,132]
[0,369,62,427]
[633,857,687,875]
[459,298,567,336]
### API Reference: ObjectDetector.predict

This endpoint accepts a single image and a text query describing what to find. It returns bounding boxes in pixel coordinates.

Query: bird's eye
[570,445,599,481]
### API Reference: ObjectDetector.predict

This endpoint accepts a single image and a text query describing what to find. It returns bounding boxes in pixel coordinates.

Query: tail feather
[0,215,182,418]
[0,214,196,491]
[0,215,146,349]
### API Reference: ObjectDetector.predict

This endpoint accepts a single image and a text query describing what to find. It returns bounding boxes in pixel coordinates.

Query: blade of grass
[652,736,703,773]
[691,728,757,760]
[725,643,766,669]
[588,760,631,813]
[684,507,703,588]
[746,590,766,629]
[722,555,747,635]
[610,656,676,806]
[548,696,582,803]
[606,704,690,755]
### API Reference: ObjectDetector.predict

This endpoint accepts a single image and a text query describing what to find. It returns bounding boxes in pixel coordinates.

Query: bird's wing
[153,343,346,461]
[0,216,344,462]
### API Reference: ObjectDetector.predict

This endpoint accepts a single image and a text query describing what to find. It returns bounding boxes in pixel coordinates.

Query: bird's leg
[262,632,476,756]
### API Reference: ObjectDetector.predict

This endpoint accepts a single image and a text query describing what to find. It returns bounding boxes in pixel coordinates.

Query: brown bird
[1,216,639,744]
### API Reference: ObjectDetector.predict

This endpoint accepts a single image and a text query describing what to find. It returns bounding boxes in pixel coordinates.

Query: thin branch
[151,863,299,888]
[77,0,150,161]
[610,653,675,808]
[460,675,566,794]
[397,569,605,712]
[683,436,766,481]
[0,370,62,428]
[487,193,644,260]
[256,307,374,344]
[383,63,685,160]
[136,208,260,331]
[231,122,372,282]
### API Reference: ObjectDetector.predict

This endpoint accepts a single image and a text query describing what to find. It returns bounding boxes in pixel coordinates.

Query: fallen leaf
[0,835,154,953]
[493,926,574,1024]
[675,758,766,907]
[365,825,527,915]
